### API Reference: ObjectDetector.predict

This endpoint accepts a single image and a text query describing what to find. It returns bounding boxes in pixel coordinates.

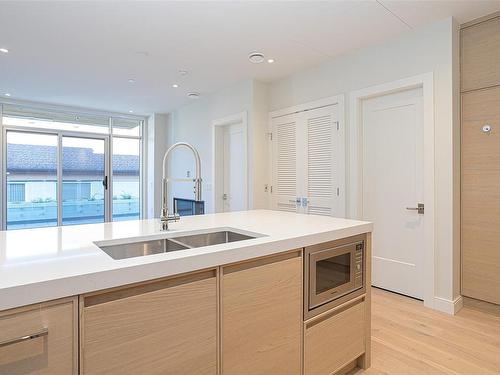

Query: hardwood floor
[353,288,500,375]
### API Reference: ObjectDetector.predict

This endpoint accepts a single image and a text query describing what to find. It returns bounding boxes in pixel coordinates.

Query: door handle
[289,198,301,205]
[102,176,108,190]
[406,203,424,214]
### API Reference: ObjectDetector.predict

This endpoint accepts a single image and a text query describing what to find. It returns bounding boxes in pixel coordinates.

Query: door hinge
[336,187,339,196]
[270,185,273,194]
[335,121,339,130]
[266,132,273,141]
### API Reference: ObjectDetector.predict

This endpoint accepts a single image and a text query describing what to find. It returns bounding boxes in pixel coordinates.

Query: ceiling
[0,1,499,115]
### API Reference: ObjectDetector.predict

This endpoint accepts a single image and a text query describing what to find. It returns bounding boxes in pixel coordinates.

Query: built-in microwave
[304,234,366,318]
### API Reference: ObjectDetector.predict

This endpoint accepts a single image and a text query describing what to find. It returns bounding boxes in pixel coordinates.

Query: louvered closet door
[302,105,339,216]
[271,113,299,212]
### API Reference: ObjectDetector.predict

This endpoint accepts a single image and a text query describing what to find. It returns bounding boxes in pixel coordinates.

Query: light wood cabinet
[221,251,302,375]
[304,298,366,375]
[80,270,217,375]
[0,297,78,374]
[461,86,500,305]
[461,15,500,92]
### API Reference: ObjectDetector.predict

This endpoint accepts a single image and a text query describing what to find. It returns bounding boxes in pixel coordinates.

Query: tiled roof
[7,144,139,175]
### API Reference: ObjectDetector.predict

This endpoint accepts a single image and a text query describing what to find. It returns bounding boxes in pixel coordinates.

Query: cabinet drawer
[0,298,77,375]
[304,300,365,375]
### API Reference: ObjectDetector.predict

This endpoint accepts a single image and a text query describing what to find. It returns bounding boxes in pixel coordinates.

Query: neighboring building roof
[6,144,139,175]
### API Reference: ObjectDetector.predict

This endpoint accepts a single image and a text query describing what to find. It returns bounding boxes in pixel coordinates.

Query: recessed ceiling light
[248,52,265,64]
[267,58,275,64]
[128,110,134,113]
[128,79,135,83]
[172,84,179,88]
[187,92,200,99]
[4,93,11,97]
[0,48,8,54]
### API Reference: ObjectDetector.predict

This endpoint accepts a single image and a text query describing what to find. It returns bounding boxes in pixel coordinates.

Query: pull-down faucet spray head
[160,142,202,230]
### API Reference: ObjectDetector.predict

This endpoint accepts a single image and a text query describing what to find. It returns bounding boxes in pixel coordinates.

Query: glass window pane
[2,104,110,134]
[6,131,58,229]
[112,137,140,221]
[112,118,141,137]
[62,137,105,225]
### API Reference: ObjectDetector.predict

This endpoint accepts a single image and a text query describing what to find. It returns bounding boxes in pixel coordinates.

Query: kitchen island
[0,209,372,375]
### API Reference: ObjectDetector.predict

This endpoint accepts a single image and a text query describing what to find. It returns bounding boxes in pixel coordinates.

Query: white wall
[268,17,460,305]
[145,113,171,218]
[167,79,270,214]
[169,80,253,213]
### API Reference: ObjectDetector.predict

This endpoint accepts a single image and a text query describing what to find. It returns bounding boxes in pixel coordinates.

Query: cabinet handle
[0,328,48,348]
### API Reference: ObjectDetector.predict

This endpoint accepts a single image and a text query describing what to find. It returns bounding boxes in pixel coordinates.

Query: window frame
[0,100,146,230]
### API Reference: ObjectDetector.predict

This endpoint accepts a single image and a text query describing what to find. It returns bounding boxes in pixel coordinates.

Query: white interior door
[302,105,339,216]
[362,87,424,299]
[271,113,299,212]
[222,123,245,212]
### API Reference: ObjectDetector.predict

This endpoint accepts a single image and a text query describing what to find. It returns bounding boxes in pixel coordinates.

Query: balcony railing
[7,198,140,229]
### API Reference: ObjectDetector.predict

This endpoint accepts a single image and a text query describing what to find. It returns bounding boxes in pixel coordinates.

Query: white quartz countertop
[0,210,372,311]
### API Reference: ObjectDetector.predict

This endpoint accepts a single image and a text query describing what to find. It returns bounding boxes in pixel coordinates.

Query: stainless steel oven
[304,234,366,318]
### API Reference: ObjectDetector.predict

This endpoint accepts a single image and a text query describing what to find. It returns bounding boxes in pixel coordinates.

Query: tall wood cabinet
[461,13,500,306]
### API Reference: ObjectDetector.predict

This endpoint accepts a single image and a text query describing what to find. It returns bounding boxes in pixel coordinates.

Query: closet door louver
[304,106,338,216]
[270,104,339,216]
[272,113,298,212]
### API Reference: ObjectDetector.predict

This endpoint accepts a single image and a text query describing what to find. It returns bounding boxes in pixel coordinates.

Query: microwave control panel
[354,242,364,288]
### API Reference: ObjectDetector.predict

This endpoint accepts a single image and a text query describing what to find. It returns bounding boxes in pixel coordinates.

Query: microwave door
[309,245,356,309]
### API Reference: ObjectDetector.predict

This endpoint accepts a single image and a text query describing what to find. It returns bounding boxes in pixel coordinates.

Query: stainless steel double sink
[96,230,261,260]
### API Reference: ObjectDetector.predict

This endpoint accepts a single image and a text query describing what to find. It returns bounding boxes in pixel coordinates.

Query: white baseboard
[432,295,464,315]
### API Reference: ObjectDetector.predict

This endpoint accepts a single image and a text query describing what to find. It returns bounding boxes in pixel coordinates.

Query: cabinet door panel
[222,253,302,375]
[0,298,77,375]
[462,87,500,304]
[461,16,500,92]
[81,271,217,375]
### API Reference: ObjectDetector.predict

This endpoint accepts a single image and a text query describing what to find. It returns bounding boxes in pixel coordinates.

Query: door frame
[211,111,248,213]
[268,94,346,216]
[1,126,110,228]
[349,73,435,309]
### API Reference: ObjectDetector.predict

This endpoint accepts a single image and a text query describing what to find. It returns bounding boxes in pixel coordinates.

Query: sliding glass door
[62,136,107,225]
[4,130,109,228]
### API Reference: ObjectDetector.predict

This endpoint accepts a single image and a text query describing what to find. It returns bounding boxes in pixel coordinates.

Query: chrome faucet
[160,142,202,230]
